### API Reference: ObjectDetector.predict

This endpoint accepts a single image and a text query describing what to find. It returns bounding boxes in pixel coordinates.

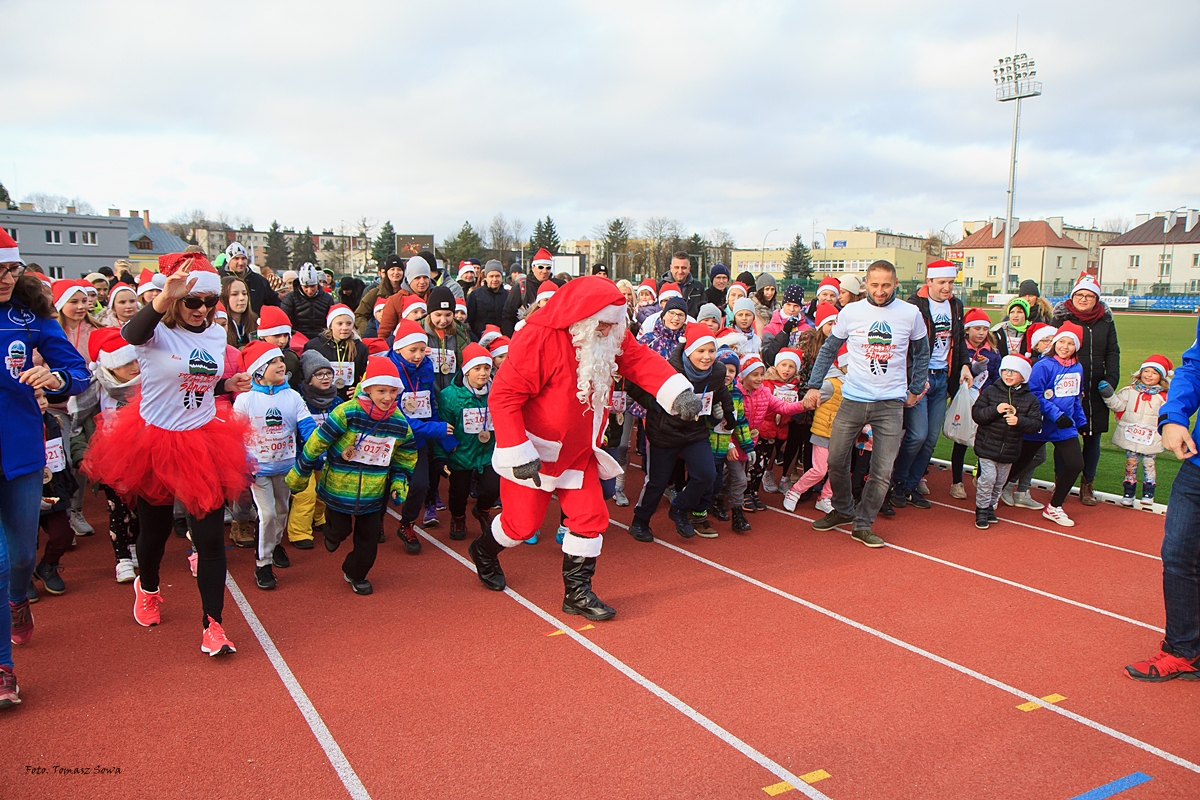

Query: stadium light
[995,52,1042,293]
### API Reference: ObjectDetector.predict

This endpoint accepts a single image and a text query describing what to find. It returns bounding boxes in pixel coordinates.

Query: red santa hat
[816,276,840,297]
[455,296,467,314]
[456,260,477,279]
[257,306,292,337]
[157,251,221,296]
[963,307,991,329]
[326,303,354,328]
[359,356,403,390]
[535,282,558,304]
[683,322,716,356]
[999,354,1032,382]
[362,338,389,355]
[52,279,90,311]
[1026,322,1054,351]
[774,348,803,370]
[531,248,554,267]
[1071,271,1101,297]
[136,268,158,297]
[1140,354,1174,379]
[658,282,682,301]
[88,327,136,369]
[739,354,765,379]
[814,301,838,328]
[402,295,427,317]
[526,275,631,330]
[462,343,493,374]
[392,318,428,351]
[214,301,228,321]
[239,340,283,377]
[488,336,510,357]
[0,228,21,264]
[478,324,503,349]
[926,259,959,280]
[107,283,136,304]
[836,344,849,369]
[728,281,749,297]
[637,278,657,299]
[34,272,53,287]
[1052,321,1083,350]
[374,296,387,311]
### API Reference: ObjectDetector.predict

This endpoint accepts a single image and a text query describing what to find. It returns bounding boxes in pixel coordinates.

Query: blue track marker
[1068,772,1153,800]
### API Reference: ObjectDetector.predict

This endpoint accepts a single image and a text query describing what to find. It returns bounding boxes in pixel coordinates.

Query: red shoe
[1125,643,1200,682]
[132,576,163,627]
[9,600,33,645]
[0,665,19,709]
[200,616,236,657]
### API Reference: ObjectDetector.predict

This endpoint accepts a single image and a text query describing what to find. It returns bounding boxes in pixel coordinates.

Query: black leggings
[326,508,382,581]
[136,499,226,626]
[448,466,499,517]
[748,438,778,491]
[1011,438,1083,507]
[951,442,971,483]
[103,484,139,562]
[400,444,431,523]
[778,420,812,476]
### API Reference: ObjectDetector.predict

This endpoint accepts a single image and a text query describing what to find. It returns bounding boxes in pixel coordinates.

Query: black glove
[783,317,799,334]
[512,459,542,487]
[1055,415,1073,430]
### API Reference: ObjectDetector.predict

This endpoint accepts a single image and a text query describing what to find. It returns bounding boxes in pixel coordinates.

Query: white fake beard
[570,319,623,411]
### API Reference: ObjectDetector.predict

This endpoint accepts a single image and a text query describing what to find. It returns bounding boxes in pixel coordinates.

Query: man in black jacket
[468,260,509,340]
[658,251,704,318]
[221,242,280,313]
[890,259,974,509]
[501,249,554,336]
[281,262,333,338]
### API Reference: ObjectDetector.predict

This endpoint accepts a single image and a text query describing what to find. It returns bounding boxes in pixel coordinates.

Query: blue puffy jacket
[1025,355,1088,442]
[1,300,92,479]
[1158,314,1200,468]
[384,352,457,451]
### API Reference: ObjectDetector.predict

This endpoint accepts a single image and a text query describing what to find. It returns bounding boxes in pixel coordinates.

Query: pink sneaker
[0,665,19,709]
[132,576,163,627]
[200,616,236,657]
[9,601,33,645]
[188,552,198,578]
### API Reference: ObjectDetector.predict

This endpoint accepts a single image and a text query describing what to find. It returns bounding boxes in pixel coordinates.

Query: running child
[783,347,848,514]
[740,354,806,512]
[707,349,755,534]
[32,388,76,599]
[286,351,338,549]
[438,343,499,541]
[949,308,1001,499]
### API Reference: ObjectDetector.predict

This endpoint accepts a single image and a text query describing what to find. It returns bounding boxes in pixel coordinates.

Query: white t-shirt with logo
[928,299,952,370]
[136,323,227,431]
[831,299,928,403]
[233,387,313,476]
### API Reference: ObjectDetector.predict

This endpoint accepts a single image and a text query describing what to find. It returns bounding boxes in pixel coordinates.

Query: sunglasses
[182,295,219,310]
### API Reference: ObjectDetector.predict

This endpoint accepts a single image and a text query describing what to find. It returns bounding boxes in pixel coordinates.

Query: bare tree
[488,213,513,255]
[1100,215,1131,234]
[22,192,95,215]
[356,217,375,271]
[923,230,948,258]
[707,228,736,268]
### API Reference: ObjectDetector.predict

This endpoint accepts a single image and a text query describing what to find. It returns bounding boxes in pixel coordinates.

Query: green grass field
[932,311,1198,499]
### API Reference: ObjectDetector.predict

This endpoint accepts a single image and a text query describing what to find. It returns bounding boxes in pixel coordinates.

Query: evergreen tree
[0,181,15,210]
[443,220,486,269]
[784,234,812,281]
[371,220,397,267]
[291,226,318,268]
[527,216,561,255]
[527,218,544,256]
[685,233,707,270]
[599,218,632,278]
[264,220,291,272]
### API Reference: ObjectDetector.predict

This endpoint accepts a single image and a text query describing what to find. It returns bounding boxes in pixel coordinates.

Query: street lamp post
[760,228,778,277]
[994,53,1041,294]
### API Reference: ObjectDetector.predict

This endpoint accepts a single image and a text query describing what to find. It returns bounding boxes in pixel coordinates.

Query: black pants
[326,507,382,581]
[779,420,812,476]
[851,448,873,499]
[137,499,226,626]
[951,442,971,483]
[448,466,499,518]
[634,439,717,522]
[425,455,446,507]
[1064,432,1103,482]
[103,484,138,562]
[39,509,74,566]
[400,444,431,523]
[1012,438,1083,507]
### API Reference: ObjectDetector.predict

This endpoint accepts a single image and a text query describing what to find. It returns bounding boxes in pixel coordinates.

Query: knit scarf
[1064,297,1105,324]
[303,383,339,411]
[682,357,712,385]
[1133,381,1163,396]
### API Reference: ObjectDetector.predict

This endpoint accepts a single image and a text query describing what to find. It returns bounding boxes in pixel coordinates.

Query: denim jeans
[1,470,44,668]
[828,398,904,530]
[1162,460,1200,659]
[892,369,949,493]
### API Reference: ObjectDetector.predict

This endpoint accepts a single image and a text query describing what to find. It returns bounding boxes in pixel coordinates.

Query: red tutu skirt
[83,397,254,516]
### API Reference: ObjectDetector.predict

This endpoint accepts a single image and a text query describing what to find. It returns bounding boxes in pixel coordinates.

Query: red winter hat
[136,268,158,296]
[88,327,136,369]
[728,281,749,297]
[373,296,387,310]
[108,283,136,304]
[739,354,765,379]
[402,295,427,317]
[214,301,228,321]
[836,344,849,368]
[0,228,22,263]
[1071,271,1101,298]
[658,282,682,301]
[814,301,838,328]
[774,348,803,370]
[963,307,991,329]
[683,322,716,356]
[157,251,221,296]
[478,324,503,349]
[362,337,389,355]
[1139,354,1174,379]
[359,356,403,390]
[488,336,510,357]
[326,303,354,328]
[52,279,89,311]
[455,296,467,312]
[926,259,959,280]
[1052,321,1083,350]
[393,318,428,351]
[1026,322,1054,351]
[637,278,657,299]
[257,306,292,337]
[525,275,630,331]
[240,340,283,377]
[817,276,840,296]
[532,248,554,267]
[462,343,492,374]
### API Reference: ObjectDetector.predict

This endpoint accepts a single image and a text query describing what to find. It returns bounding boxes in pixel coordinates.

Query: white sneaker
[69,509,94,536]
[916,478,930,496]
[814,497,833,514]
[761,472,779,494]
[1013,491,1042,510]
[1000,486,1015,507]
[782,488,801,512]
[1042,505,1075,527]
[949,482,967,499]
[115,559,136,583]
[224,507,233,525]
[613,488,629,507]
[1120,496,1134,507]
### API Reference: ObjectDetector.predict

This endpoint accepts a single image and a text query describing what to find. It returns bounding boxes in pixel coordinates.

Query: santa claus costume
[83,252,252,656]
[470,277,697,620]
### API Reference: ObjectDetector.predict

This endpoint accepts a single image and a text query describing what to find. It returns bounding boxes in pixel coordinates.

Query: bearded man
[470,277,701,620]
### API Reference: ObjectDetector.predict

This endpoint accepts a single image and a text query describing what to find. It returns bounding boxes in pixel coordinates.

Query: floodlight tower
[994,53,1041,293]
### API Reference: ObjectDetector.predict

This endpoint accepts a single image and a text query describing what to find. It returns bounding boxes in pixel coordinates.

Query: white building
[1100,210,1200,294]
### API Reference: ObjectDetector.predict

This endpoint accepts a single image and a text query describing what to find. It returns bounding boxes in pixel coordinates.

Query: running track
[2,465,1197,799]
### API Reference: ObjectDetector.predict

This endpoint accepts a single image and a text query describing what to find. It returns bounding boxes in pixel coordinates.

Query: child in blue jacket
[1007,322,1088,527]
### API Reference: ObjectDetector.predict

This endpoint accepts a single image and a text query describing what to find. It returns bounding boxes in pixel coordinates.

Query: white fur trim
[659,289,682,301]
[536,287,557,303]
[326,306,355,327]
[489,344,508,357]
[684,333,716,356]
[715,330,746,349]
[492,438,540,469]
[108,284,136,301]
[151,272,167,290]
[739,358,765,379]
[0,246,21,263]
[54,284,88,310]
[562,532,603,558]
[774,350,801,369]
[1029,326,1055,348]
[926,265,958,279]
[463,354,492,374]
[187,270,222,296]
[491,513,524,548]
[655,372,693,414]
[514,319,527,332]
[360,374,403,390]
[98,344,136,370]
[137,279,158,296]
[1051,329,1079,349]
[999,355,1031,381]
[257,323,292,337]
[247,346,284,376]
[593,302,628,325]
[963,318,991,329]
[392,329,428,351]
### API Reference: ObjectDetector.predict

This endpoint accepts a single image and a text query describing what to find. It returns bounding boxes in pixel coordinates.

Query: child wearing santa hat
[969,355,1043,529]
[783,347,848,515]
[287,357,418,595]
[302,304,367,402]
[487,335,509,372]
[635,279,659,327]
[234,342,317,590]
[708,349,755,533]
[253,306,302,390]
[285,350,338,549]
[755,348,803,495]
[1100,355,1173,506]
[740,353,807,513]
[437,343,500,541]
[103,282,139,328]
[948,308,1001,499]
[1000,320,1058,508]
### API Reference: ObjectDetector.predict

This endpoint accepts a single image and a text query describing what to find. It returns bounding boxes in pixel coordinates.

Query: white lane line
[925,498,1161,561]
[227,575,372,800]
[388,510,831,800]
[764,505,1163,633]
[604,520,1200,776]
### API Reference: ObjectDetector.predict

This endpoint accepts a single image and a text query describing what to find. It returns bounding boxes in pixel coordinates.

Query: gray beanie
[483,259,504,276]
[300,349,333,383]
[405,257,431,281]
[697,303,722,322]
[756,273,776,291]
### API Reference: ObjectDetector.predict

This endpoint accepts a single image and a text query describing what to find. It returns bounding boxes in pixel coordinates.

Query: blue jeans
[1162,460,1200,659]
[892,369,949,493]
[0,470,44,668]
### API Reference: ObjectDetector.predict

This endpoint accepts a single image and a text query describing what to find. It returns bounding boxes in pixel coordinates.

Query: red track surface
[3,465,1198,799]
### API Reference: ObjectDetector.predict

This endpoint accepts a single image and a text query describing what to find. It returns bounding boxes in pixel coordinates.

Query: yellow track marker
[575,624,596,631]
[545,629,566,636]
[545,624,596,636]
[1017,693,1067,712]
[762,769,831,795]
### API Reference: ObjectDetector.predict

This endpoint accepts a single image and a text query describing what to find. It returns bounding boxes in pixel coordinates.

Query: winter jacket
[1105,383,1167,455]
[740,377,806,443]
[437,377,495,472]
[708,382,754,460]
[355,282,401,336]
[758,372,801,440]
[754,298,781,330]
[761,311,812,365]
[627,344,737,450]
[424,320,471,392]
[809,366,845,443]
[908,292,968,381]
[659,274,705,318]
[281,282,334,339]
[991,321,1029,359]
[501,274,539,337]
[41,412,78,515]
[1052,301,1121,434]
[302,335,368,401]
[221,267,280,314]
[336,277,365,313]
[467,283,509,340]
[288,397,417,514]
[385,351,458,452]
[631,317,685,420]
[1025,356,1088,442]
[971,380,1043,463]
[1159,314,1200,468]
[0,299,91,479]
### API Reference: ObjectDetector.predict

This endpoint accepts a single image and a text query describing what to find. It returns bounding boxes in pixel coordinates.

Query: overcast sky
[5,1,1198,247]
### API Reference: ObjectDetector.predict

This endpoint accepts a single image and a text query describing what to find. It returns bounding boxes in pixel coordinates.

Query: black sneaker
[906,491,931,509]
[450,515,468,541]
[628,519,654,543]
[33,562,65,595]
[272,545,290,569]
[879,500,896,518]
[986,508,999,524]
[255,564,277,590]
[172,517,189,538]
[975,508,989,529]
[398,522,422,554]
[752,492,768,511]
[291,538,314,550]
[668,505,695,539]
[344,573,373,595]
[811,510,855,531]
[378,529,387,544]
[889,487,907,508]
[324,534,340,553]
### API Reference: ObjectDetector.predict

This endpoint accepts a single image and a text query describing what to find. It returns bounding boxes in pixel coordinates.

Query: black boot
[450,515,467,541]
[468,528,506,591]
[974,507,989,529]
[731,506,752,532]
[561,554,615,621]
[710,493,730,521]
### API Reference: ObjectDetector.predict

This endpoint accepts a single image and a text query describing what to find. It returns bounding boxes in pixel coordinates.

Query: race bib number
[462,407,493,434]
[44,437,66,473]
[349,435,395,466]
[402,390,432,419]
[773,385,798,404]
[255,429,296,464]
[430,349,456,374]
[311,412,328,429]
[1124,423,1155,446]
[700,391,713,416]
[972,368,988,390]
[331,361,355,389]
[1054,373,1080,398]
[611,391,627,412]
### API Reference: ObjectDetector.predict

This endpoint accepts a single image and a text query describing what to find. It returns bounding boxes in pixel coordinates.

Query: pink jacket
[739,381,806,442]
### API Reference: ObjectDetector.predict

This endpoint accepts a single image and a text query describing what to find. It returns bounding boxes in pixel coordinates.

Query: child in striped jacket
[709,349,755,532]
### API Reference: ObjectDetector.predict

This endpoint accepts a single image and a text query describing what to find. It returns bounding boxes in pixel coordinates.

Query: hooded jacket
[467,282,509,339]
[281,281,334,339]
[628,344,736,450]
[385,350,458,452]
[971,379,1043,462]
[437,374,495,472]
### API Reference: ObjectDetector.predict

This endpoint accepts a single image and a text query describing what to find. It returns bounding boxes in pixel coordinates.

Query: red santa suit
[488,277,691,557]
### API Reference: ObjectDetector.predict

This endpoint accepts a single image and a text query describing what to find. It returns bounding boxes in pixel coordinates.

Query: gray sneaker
[812,510,855,531]
[761,472,780,494]
[1012,490,1042,510]
[852,529,886,548]
[1000,486,1015,507]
